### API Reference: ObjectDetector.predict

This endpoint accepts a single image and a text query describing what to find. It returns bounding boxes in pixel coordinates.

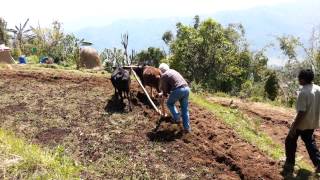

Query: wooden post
[131,68,162,115]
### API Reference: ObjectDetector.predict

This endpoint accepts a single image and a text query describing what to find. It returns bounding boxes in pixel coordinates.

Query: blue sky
[2,0,296,31]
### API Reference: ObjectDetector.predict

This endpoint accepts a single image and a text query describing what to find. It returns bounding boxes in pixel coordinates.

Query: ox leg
[114,88,119,99]
[119,91,124,101]
[128,91,132,111]
[150,87,153,98]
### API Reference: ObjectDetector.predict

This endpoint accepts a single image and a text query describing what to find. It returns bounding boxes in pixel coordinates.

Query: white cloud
[2,0,296,30]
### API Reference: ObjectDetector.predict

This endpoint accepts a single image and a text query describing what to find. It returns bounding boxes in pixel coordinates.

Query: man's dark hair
[298,69,314,83]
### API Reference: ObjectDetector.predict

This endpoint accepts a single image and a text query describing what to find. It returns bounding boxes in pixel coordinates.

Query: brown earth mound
[0,68,282,179]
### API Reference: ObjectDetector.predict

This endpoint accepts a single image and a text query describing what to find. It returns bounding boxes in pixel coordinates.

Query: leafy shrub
[287,96,296,107]
[251,83,265,97]
[249,96,264,102]
[190,81,204,93]
[11,48,22,60]
[239,80,253,98]
[265,71,280,101]
[27,55,39,64]
[103,59,113,73]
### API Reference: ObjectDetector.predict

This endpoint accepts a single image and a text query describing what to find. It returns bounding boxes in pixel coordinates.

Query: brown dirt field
[0,68,282,179]
[208,96,320,167]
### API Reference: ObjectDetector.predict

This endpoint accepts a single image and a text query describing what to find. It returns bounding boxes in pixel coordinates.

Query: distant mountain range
[74,0,320,65]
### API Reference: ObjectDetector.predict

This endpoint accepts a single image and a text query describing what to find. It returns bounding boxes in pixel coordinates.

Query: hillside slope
[0,67,282,179]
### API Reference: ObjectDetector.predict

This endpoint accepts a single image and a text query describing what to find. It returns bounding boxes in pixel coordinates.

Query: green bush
[239,80,253,98]
[11,48,22,60]
[265,71,280,101]
[190,81,204,93]
[249,96,264,102]
[103,60,113,73]
[251,83,265,97]
[27,55,39,64]
[287,96,296,107]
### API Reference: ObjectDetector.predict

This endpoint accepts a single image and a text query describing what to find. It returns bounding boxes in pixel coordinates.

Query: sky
[2,0,297,31]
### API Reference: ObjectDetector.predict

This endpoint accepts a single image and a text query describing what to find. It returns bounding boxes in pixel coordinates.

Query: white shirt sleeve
[296,91,307,112]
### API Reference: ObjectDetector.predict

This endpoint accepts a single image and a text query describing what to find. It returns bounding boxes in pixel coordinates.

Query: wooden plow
[129,67,162,115]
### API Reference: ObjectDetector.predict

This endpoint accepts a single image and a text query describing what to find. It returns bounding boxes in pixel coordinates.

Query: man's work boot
[281,161,294,177]
[315,166,320,176]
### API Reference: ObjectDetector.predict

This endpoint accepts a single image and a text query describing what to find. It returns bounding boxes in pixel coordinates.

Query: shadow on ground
[136,92,160,107]
[104,95,126,113]
[282,167,314,180]
[147,129,183,142]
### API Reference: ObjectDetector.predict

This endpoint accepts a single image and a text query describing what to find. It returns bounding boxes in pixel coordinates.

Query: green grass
[190,93,313,171]
[0,128,81,179]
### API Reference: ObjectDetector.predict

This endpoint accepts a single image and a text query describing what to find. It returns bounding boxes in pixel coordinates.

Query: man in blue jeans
[283,69,320,176]
[158,63,191,133]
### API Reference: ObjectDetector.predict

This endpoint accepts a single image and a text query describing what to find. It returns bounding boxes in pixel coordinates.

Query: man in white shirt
[284,69,320,174]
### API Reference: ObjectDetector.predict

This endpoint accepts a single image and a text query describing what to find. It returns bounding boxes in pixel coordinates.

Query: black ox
[110,67,132,111]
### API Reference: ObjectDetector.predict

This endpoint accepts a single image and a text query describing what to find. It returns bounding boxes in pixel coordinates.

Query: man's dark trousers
[285,129,320,167]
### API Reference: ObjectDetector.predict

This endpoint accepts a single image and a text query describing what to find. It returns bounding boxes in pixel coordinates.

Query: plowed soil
[0,67,282,179]
[208,97,320,167]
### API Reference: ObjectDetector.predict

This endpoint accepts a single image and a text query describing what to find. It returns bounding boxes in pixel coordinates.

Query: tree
[162,31,173,45]
[100,48,125,71]
[8,18,33,52]
[28,21,90,66]
[193,15,200,29]
[167,16,251,93]
[251,49,269,82]
[61,34,91,67]
[47,21,65,63]
[129,49,137,65]
[277,35,314,106]
[29,21,64,63]
[265,71,280,101]
[0,17,9,45]
[135,47,165,67]
[121,33,129,65]
[277,35,300,61]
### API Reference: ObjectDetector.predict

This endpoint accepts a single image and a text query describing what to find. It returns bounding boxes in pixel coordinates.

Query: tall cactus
[121,33,129,65]
[129,49,136,65]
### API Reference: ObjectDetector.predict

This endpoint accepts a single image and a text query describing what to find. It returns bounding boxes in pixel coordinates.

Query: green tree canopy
[167,17,253,93]
[162,31,173,45]
[265,71,280,101]
[135,47,165,67]
[0,17,9,45]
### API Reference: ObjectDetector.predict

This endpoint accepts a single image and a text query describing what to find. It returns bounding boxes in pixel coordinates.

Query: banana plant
[8,18,34,51]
